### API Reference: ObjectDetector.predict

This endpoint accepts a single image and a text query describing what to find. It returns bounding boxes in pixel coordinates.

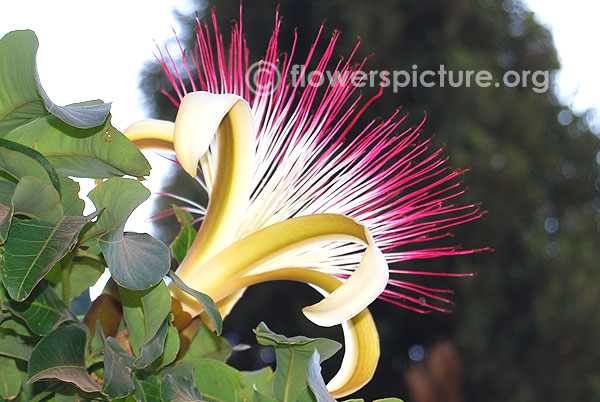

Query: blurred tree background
[139,0,600,401]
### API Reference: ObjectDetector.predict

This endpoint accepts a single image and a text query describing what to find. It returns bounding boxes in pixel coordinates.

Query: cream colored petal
[123,119,175,151]
[211,267,380,397]
[171,213,389,327]
[174,91,254,177]
[174,92,256,271]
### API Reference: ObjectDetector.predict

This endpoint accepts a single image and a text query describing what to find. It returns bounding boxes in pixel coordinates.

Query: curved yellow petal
[123,119,175,152]
[217,268,379,398]
[171,213,389,327]
[174,92,256,271]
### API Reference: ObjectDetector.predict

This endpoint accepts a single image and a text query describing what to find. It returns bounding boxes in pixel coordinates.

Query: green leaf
[0,201,12,243]
[87,177,150,237]
[162,361,244,401]
[0,315,32,337]
[132,372,162,402]
[119,282,172,355]
[241,367,275,401]
[36,80,111,129]
[11,175,63,223]
[99,225,171,291]
[28,324,102,393]
[52,387,79,402]
[0,331,33,360]
[297,388,318,402]
[0,210,99,301]
[5,111,147,178]
[90,321,105,354]
[47,257,105,301]
[135,319,169,369]
[0,30,109,131]
[156,322,180,368]
[373,399,405,402]
[0,30,45,133]
[0,281,74,336]
[0,137,61,195]
[87,178,170,290]
[0,30,145,176]
[160,374,203,402]
[0,181,15,205]
[307,350,336,402]
[168,271,222,334]
[185,358,245,402]
[103,337,136,399]
[171,206,197,264]
[57,175,85,216]
[254,323,342,402]
[0,146,59,194]
[3,111,151,178]
[0,355,22,399]
[180,322,232,362]
[135,316,180,370]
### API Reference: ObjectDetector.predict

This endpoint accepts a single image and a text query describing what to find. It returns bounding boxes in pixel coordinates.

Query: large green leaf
[0,314,32,337]
[254,323,341,402]
[11,175,63,223]
[135,318,169,369]
[57,175,85,216]
[0,31,148,177]
[241,367,276,402]
[3,111,150,178]
[168,271,222,334]
[99,225,171,291]
[119,282,172,355]
[186,358,245,402]
[28,324,102,393]
[0,30,46,134]
[87,178,170,290]
[160,374,203,402]
[159,323,180,367]
[0,211,99,301]
[0,181,15,204]
[0,355,22,400]
[0,331,33,360]
[171,206,197,264]
[36,78,111,129]
[0,281,74,336]
[103,337,136,399]
[86,177,150,238]
[0,201,12,243]
[47,257,105,301]
[0,146,57,189]
[0,30,110,132]
[179,322,232,362]
[0,137,61,194]
[132,372,162,402]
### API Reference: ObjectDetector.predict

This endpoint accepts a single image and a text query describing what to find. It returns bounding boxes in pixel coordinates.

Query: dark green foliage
[0,29,256,402]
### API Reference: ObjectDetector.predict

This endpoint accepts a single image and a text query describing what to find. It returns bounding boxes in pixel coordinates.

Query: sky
[1,1,598,130]
[523,0,600,131]
[0,0,195,130]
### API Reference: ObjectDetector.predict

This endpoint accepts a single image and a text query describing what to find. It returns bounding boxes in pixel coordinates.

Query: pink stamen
[153,5,489,313]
